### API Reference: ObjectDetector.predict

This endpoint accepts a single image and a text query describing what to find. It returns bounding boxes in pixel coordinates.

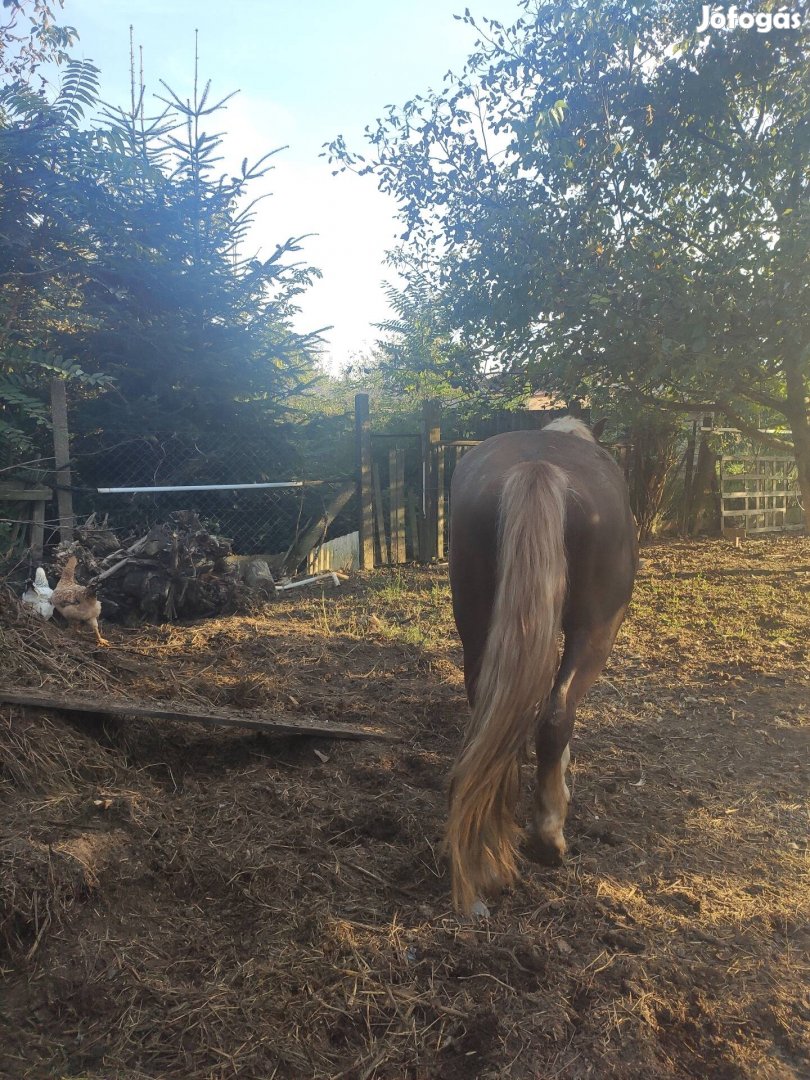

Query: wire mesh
[85,481,355,558]
[1,431,355,563]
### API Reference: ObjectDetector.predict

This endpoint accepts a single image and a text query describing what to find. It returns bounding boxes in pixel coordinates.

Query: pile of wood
[58,511,245,623]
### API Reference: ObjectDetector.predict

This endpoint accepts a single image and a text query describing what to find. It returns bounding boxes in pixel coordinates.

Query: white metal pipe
[275,572,340,591]
[96,481,310,494]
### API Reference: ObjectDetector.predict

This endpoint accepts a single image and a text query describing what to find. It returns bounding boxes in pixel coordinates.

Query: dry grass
[0,536,808,1079]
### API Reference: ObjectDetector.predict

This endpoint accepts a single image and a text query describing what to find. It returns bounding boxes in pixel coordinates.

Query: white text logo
[697,5,803,31]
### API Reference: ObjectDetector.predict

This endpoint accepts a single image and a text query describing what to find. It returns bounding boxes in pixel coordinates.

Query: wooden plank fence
[720,455,802,534]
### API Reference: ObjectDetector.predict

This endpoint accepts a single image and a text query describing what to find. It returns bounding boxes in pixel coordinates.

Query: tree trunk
[790,419,810,532]
[783,355,810,532]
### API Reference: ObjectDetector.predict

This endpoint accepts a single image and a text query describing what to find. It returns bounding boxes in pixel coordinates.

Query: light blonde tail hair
[447,461,568,914]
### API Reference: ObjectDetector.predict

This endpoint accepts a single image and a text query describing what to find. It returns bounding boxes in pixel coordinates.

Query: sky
[58,0,528,371]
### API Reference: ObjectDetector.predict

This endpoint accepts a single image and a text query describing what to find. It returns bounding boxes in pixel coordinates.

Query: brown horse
[446,417,638,914]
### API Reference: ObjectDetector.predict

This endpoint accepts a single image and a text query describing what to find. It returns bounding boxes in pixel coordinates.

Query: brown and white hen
[51,555,109,646]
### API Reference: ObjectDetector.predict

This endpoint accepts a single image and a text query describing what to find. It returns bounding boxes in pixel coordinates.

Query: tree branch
[715,403,794,453]
[624,388,795,453]
[731,381,787,413]
[618,202,712,257]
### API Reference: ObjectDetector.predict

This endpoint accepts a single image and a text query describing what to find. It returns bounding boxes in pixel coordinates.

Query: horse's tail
[447,460,568,914]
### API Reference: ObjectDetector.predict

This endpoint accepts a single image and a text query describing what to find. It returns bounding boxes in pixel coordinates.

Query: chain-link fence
[1,430,355,567]
[87,480,355,561]
[70,433,354,558]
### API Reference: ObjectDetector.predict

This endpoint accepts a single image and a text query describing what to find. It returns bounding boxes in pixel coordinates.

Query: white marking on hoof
[534,743,572,854]
[470,898,490,920]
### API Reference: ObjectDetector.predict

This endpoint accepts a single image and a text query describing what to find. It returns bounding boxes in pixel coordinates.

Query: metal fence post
[355,393,374,569]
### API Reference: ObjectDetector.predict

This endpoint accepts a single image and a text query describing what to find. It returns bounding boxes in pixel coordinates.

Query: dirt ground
[0,536,808,1079]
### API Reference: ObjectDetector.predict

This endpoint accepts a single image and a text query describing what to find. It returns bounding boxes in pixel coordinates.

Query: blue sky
[60,0,527,370]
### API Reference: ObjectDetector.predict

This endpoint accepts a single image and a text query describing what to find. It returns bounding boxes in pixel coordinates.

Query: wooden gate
[355,396,584,566]
[720,455,802,534]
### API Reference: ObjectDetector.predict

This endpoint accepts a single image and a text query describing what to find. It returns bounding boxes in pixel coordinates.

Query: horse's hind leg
[529,622,623,864]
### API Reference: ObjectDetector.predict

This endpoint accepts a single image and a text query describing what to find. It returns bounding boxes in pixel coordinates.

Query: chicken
[51,555,109,646]
[21,567,54,619]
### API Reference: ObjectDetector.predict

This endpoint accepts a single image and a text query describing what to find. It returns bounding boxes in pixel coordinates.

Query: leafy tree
[72,52,323,456]
[1,6,323,479]
[0,53,115,454]
[374,275,481,400]
[330,0,810,525]
[0,0,76,85]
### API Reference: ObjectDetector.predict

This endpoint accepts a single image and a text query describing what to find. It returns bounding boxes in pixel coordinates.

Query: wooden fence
[353,395,569,568]
[720,455,803,534]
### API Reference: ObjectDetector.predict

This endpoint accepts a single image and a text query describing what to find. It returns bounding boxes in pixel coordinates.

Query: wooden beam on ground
[0,689,398,742]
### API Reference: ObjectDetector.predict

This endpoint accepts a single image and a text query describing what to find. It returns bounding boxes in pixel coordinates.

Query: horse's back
[450,428,637,628]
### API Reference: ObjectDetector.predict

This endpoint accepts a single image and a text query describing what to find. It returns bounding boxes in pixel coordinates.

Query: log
[95,556,139,582]
[0,689,398,742]
[281,481,355,576]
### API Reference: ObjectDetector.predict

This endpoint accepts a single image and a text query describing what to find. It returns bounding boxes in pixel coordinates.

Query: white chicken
[21,567,54,619]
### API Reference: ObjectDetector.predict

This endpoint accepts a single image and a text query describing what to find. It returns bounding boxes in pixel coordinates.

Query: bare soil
[1,536,808,1079]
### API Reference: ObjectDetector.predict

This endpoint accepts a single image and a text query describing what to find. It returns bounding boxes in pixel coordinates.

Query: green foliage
[0,48,115,451]
[330,0,810,520]
[1,5,322,470]
[72,61,322,449]
[0,0,77,86]
[285,364,427,481]
[374,277,474,399]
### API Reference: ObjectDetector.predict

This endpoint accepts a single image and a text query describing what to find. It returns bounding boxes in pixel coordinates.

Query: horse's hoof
[470,898,490,920]
[524,832,565,866]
